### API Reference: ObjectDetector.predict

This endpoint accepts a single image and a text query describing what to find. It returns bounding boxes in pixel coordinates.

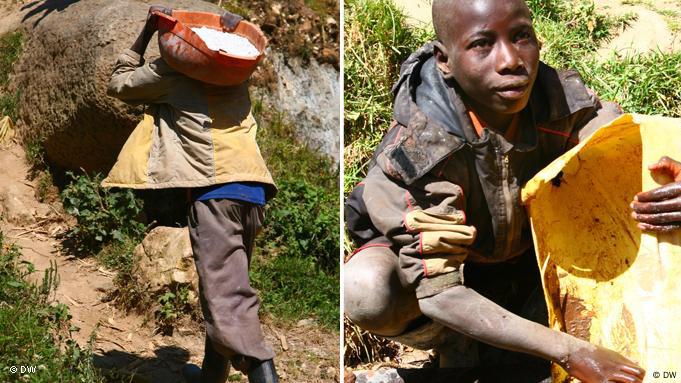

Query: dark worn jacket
[346,43,621,290]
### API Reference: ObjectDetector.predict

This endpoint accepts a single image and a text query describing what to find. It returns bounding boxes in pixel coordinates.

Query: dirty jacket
[346,43,621,298]
[102,49,276,198]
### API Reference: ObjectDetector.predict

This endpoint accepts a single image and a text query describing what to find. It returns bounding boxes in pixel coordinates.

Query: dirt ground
[595,0,681,58]
[0,142,339,382]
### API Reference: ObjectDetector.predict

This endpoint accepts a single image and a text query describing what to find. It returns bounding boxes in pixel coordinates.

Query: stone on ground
[135,226,198,297]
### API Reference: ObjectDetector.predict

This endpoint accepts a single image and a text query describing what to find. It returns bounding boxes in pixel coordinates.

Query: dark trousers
[188,198,275,362]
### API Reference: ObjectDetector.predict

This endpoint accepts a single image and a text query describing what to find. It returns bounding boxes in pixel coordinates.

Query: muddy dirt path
[0,142,338,382]
[0,144,203,382]
[595,0,681,58]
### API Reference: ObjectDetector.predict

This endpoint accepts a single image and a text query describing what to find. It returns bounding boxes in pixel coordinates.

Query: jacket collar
[381,43,597,185]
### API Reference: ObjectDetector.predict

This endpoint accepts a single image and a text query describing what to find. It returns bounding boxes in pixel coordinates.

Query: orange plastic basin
[156,10,267,86]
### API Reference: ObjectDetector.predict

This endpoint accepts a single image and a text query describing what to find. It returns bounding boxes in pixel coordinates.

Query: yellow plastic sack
[0,115,15,147]
[521,114,681,382]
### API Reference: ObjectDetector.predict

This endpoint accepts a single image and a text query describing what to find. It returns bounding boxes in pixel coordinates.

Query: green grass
[0,232,104,382]
[251,255,338,330]
[344,0,433,143]
[0,31,22,122]
[252,99,340,330]
[528,0,681,118]
[578,52,681,117]
[344,0,433,193]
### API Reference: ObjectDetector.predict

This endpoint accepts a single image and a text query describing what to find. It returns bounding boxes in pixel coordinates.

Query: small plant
[155,284,196,335]
[0,31,22,87]
[0,92,18,121]
[24,137,46,168]
[61,171,146,253]
[34,170,57,202]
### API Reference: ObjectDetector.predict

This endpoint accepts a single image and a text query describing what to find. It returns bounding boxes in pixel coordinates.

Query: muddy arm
[419,285,645,383]
[107,6,178,105]
[130,5,172,57]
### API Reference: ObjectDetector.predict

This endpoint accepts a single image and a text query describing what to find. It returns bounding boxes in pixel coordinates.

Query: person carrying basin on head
[345,0,681,381]
[103,5,278,383]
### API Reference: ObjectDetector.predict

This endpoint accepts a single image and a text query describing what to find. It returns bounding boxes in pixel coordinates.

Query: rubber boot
[247,359,279,383]
[181,338,230,383]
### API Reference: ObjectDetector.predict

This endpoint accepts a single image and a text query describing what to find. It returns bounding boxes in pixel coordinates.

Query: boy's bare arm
[130,5,172,57]
[419,285,645,383]
[107,6,176,104]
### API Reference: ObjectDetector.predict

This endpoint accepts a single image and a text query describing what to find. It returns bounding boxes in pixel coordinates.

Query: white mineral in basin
[191,26,260,57]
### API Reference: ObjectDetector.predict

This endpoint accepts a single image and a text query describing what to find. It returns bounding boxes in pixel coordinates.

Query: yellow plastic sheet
[521,114,681,382]
[0,115,14,147]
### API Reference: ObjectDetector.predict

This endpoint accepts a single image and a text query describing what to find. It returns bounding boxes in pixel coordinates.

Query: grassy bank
[252,101,340,330]
[344,0,432,193]
[0,233,104,382]
[528,0,681,118]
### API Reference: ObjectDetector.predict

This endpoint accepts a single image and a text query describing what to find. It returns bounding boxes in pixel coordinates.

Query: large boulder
[12,0,222,173]
[134,226,198,296]
[254,53,340,162]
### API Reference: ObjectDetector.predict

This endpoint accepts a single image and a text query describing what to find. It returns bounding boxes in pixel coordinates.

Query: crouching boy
[346,0,681,381]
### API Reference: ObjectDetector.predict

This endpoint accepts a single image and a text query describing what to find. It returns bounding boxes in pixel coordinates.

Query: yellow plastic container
[521,114,681,382]
[156,10,267,86]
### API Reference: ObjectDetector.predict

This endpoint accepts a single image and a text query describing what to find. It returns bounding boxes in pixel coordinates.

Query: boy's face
[435,0,539,116]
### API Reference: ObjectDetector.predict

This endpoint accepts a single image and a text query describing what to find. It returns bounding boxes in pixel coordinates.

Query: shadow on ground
[353,364,551,383]
[93,345,192,383]
[21,0,80,27]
